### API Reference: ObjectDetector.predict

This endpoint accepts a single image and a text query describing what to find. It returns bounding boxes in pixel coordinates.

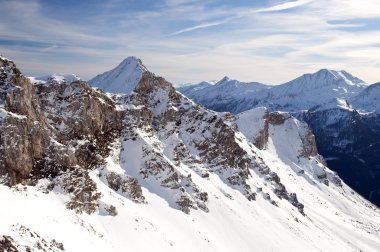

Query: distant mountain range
[179,70,380,206]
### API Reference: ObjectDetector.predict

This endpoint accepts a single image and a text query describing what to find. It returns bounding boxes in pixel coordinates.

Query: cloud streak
[168,0,315,36]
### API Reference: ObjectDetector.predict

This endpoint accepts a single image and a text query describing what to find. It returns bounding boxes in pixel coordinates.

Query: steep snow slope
[88,56,147,94]
[1,57,379,251]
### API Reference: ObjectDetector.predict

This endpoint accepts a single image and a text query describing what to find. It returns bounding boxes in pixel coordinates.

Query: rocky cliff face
[0,57,51,184]
[0,57,142,215]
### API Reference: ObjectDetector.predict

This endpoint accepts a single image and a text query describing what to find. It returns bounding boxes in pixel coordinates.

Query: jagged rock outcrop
[0,57,52,184]
[0,57,144,215]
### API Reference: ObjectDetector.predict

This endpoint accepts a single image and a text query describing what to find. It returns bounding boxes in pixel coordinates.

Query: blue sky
[1,0,380,85]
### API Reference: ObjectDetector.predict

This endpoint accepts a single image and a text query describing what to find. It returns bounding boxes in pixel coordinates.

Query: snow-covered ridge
[88,56,147,95]
[180,69,369,113]
[28,74,81,86]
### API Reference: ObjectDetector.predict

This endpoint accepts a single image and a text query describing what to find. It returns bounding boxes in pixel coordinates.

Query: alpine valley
[0,56,379,252]
[179,70,380,208]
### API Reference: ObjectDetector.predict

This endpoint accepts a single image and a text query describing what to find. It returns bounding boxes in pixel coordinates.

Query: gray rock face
[0,57,51,183]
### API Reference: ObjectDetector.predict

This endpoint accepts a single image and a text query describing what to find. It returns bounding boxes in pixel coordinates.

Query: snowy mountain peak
[220,75,231,82]
[118,56,147,72]
[295,69,366,89]
[214,76,233,86]
[28,74,81,86]
[88,56,148,95]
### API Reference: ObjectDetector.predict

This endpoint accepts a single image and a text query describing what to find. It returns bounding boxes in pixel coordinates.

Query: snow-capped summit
[279,69,366,91]
[28,74,81,86]
[215,76,231,85]
[259,69,367,111]
[88,56,148,95]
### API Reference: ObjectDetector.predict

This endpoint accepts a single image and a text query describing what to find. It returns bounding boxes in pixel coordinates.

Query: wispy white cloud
[168,21,227,36]
[249,0,314,13]
[167,0,315,36]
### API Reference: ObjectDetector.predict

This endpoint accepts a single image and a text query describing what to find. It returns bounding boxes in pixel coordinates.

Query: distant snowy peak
[88,56,148,95]
[215,76,232,85]
[282,69,366,92]
[28,74,81,86]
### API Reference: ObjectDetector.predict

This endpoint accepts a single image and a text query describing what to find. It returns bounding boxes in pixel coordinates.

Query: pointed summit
[218,76,231,83]
[89,56,148,95]
[214,76,237,87]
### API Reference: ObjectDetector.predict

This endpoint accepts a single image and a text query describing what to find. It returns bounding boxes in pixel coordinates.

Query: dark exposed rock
[289,193,305,215]
[106,172,145,203]
[0,58,52,184]
[0,235,19,252]
[266,112,288,125]
[60,167,102,214]
[105,205,118,216]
